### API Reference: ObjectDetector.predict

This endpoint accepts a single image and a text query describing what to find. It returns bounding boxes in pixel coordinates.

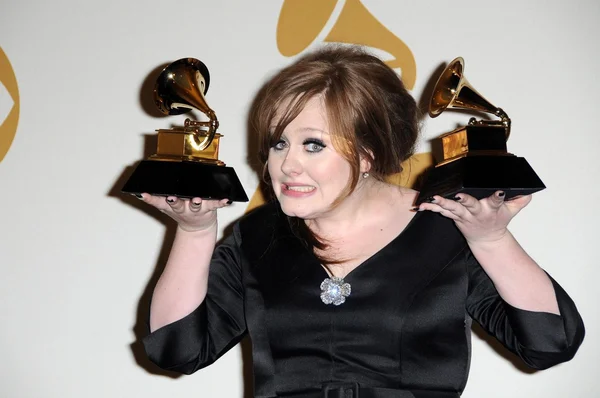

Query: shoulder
[404,209,468,253]
[237,200,286,234]
[381,184,462,239]
[233,201,293,263]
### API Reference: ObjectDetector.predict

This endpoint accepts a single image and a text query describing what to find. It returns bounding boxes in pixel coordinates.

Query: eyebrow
[270,127,329,136]
[298,127,328,134]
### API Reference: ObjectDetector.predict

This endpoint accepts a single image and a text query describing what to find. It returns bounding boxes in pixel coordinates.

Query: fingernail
[497,191,505,198]
[132,194,143,199]
[453,195,461,201]
[411,206,422,212]
[226,200,233,205]
[166,198,175,203]
[426,196,436,203]
[192,201,201,206]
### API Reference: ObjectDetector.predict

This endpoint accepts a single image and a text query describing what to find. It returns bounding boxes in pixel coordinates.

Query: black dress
[143,202,584,398]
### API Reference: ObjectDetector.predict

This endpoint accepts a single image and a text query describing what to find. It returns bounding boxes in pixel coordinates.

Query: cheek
[267,153,277,176]
[315,158,352,191]
[267,153,283,190]
[330,158,352,179]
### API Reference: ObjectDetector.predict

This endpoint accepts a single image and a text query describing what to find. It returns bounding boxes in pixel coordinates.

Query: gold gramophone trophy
[122,58,248,202]
[415,57,545,205]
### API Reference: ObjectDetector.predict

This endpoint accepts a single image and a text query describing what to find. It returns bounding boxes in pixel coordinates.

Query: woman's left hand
[417,191,532,245]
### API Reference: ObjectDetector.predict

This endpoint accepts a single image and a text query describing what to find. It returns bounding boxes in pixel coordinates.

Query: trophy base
[121,159,249,202]
[415,156,545,205]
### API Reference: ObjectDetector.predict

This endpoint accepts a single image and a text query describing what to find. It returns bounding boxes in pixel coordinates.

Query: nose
[280,149,302,176]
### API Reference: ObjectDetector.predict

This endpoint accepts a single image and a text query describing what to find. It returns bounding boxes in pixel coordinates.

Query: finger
[189,197,203,213]
[428,195,466,217]
[140,193,171,211]
[419,202,461,220]
[166,196,186,213]
[486,190,506,209]
[453,193,481,214]
[507,194,532,205]
[203,198,232,210]
[505,194,532,213]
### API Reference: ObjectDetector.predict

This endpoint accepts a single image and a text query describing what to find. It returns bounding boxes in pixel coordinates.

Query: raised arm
[137,194,230,331]
[418,192,585,368]
[419,192,558,313]
[138,194,248,374]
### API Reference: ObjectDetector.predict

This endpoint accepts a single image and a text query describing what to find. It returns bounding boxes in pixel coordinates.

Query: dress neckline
[315,209,425,281]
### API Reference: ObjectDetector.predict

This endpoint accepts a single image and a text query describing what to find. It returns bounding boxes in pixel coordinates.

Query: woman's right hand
[137,194,230,232]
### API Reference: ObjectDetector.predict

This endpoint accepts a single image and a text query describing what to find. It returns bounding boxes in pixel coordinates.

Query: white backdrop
[0,0,598,397]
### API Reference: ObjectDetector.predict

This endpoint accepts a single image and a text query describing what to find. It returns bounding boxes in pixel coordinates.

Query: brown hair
[250,45,419,263]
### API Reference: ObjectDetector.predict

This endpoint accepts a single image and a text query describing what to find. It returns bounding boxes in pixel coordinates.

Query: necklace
[320,276,351,305]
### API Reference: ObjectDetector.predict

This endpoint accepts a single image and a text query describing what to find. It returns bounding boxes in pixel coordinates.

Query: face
[268,96,353,220]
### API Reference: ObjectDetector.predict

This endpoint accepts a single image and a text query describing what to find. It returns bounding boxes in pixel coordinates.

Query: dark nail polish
[133,194,143,199]
[498,191,505,198]
[192,201,201,206]
[453,196,461,201]
[226,200,233,205]
[426,196,435,203]
[166,198,175,203]
[411,206,421,212]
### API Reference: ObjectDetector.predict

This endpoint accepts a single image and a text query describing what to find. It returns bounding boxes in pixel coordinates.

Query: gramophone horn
[153,58,218,151]
[154,58,210,114]
[429,57,511,138]
[429,57,500,117]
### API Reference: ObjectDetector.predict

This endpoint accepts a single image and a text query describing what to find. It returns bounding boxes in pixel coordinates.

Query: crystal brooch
[320,277,351,305]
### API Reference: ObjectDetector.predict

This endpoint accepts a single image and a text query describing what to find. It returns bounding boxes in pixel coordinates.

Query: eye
[271,139,287,151]
[304,139,326,153]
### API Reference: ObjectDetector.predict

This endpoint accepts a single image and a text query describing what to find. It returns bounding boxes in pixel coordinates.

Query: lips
[285,185,315,192]
[281,183,316,196]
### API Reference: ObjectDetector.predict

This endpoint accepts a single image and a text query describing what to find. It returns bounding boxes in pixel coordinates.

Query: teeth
[286,185,315,193]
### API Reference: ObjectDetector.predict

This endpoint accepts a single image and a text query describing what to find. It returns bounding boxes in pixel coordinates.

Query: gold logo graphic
[247,1,430,211]
[0,47,20,163]
[276,0,416,89]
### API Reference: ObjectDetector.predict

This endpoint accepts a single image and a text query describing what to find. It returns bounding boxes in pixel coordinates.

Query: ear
[359,150,373,173]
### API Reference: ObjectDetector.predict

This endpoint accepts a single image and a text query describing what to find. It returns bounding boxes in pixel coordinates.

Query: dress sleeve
[142,223,247,374]
[465,248,585,370]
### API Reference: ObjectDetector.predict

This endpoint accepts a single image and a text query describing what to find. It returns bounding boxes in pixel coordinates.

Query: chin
[279,206,307,219]
[278,201,327,221]
[277,201,309,219]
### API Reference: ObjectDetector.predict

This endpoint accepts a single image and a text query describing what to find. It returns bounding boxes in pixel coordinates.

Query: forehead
[272,95,329,133]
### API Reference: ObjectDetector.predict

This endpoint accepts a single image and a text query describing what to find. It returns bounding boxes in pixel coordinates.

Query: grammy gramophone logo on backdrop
[277,0,416,90]
[248,0,428,210]
[0,47,20,164]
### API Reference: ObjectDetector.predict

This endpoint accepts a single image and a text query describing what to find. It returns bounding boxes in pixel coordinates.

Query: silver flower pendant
[320,276,351,305]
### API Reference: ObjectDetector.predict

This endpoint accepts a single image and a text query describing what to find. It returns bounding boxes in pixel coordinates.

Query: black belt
[282,382,460,398]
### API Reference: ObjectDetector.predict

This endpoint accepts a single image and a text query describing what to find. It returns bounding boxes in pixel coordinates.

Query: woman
[139,46,584,397]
